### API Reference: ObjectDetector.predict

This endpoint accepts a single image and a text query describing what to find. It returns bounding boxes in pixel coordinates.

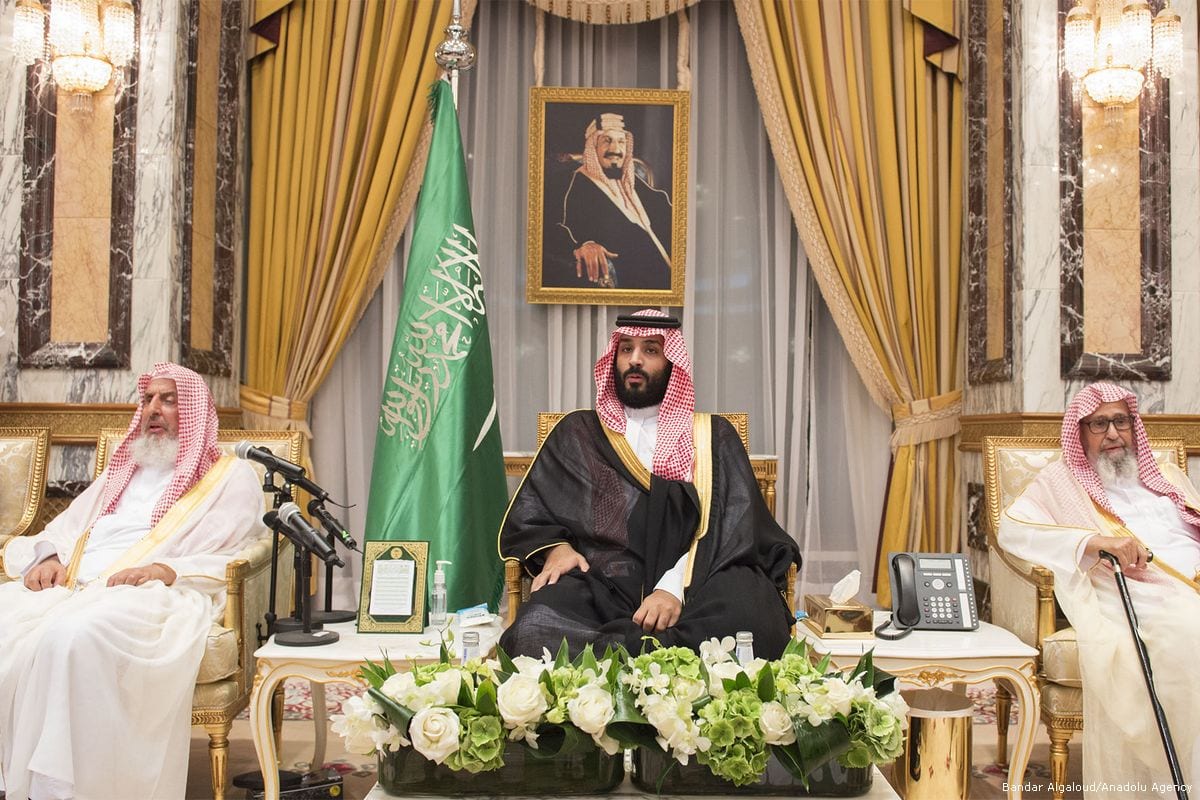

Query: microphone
[235,441,330,501]
[308,499,358,552]
[278,502,345,568]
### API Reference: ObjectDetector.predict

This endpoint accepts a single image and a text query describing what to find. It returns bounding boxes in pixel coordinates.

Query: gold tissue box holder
[802,594,874,639]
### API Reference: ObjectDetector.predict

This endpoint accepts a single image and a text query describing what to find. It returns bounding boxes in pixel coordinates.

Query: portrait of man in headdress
[528,88,688,304]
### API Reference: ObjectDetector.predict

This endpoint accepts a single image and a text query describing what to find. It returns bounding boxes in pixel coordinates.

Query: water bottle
[461,630,480,662]
[735,630,754,663]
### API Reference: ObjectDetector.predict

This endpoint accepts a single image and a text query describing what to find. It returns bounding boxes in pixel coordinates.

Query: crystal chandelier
[13,0,137,113]
[1064,0,1181,120]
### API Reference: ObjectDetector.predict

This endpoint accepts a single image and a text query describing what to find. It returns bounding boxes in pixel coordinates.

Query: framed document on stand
[357,541,429,633]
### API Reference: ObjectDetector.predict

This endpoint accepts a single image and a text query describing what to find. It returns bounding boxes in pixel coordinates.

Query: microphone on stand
[277,503,345,568]
[308,499,358,552]
[234,441,331,502]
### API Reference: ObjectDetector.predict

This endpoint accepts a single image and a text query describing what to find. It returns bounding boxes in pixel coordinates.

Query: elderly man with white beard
[0,363,266,800]
[999,382,1200,798]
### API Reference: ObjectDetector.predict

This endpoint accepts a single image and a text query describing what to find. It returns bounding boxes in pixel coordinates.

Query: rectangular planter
[631,746,873,796]
[378,743,624,796]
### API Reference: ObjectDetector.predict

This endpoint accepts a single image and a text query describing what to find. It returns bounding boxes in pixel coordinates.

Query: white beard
[130,434,179,471]
[1094,448,1138,488]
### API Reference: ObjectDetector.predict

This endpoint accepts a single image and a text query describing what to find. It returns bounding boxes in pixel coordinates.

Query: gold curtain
[734,0,963,603]
[243,0,458,434]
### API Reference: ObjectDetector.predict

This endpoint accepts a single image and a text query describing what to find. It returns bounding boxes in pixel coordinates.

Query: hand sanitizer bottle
[430,560,451,626]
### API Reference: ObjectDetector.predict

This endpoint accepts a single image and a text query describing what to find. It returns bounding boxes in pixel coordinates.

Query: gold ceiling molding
[0,403,242,445]
[960,412,1200,454]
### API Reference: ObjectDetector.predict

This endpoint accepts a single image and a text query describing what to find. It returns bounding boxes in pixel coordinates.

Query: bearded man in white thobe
[0,363,266,800]
[999,382,1200,798]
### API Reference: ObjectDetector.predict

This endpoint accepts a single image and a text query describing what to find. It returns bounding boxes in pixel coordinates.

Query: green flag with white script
[364,79,506,613]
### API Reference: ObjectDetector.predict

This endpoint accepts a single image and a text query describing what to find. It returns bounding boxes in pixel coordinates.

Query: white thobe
[1000,461,1200,798]
[0,458,265,800]
[623,405,687,601]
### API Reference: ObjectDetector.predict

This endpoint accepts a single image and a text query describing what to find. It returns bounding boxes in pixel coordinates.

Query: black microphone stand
[259,469,289,643]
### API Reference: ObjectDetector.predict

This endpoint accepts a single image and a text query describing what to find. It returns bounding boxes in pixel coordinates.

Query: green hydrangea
[696,687,768,786]
[446,711,505,773]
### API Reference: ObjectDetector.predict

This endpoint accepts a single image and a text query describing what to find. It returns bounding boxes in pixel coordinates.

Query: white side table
[249,618,504,800]
[798,612,1039,800]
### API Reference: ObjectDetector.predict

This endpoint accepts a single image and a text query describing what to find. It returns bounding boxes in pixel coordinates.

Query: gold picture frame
[357,540,430,634]
[527,86,689,306]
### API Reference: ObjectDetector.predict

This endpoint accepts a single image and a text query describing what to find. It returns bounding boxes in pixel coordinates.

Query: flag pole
[434,0,476,109]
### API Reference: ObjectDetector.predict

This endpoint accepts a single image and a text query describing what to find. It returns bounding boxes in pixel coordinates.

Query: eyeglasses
[1080,415,1133,434]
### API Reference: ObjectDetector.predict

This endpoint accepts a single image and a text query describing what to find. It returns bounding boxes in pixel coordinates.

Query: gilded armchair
[983,435,1186,800]
[95,427,301,800]
[504,412,795,625]
[0,426,50,580]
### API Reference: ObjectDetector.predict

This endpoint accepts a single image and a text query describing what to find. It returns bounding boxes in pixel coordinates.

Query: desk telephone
[875,552,979,640]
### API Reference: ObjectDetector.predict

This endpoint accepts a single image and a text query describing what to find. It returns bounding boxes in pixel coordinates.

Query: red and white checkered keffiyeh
[98,362,222,526]
[1062,382,1200,527]
[593,309,695,481]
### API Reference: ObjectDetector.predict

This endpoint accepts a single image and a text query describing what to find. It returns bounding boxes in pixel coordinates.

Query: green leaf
[440,640,451,665]
[783,638,806,658]
[770,744,812,790]
[849,650,874,687]
[525,722,593,759]
[475,679,498,716]
[733,671,752,691]
[554,638,571,669]
[756,664,776,702]
[367,687,414,737]
[456,674,474,707]
[496,645,518,675]
[579,644,599,674]
[607,684,659,750]
[815,653,832,675]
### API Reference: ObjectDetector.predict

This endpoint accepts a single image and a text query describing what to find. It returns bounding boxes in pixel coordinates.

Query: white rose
[409,706,461,764]
[405,669,464,710]
[380,672,418,706]
[497,674,549,728]
[511,655,549,677]
[330,694,385,755]
[567,684,614,734]
[673,677,707,704]
[743,658,768,682]
[706,661,743,698]
[821,678,854,717]
[759,701,796,746]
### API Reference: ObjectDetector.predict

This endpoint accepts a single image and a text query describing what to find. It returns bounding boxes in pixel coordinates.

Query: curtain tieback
[890,389,962,449]
[239,385,309,423]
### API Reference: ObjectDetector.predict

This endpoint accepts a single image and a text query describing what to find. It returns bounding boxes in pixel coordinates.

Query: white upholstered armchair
[983,435,1187,800]
[0,426,50,579]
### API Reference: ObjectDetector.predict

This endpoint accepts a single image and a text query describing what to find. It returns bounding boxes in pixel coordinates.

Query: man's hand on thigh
[107,563,177,587]
[24,557,66,591]
[531,543,590,592]
[632,589,682,632]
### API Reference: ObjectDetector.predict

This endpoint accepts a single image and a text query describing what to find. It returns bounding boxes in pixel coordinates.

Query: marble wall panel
[180,0,240,377]
[18,61,137,370]
[1058,0,1172,383]
[967,0,1015,384]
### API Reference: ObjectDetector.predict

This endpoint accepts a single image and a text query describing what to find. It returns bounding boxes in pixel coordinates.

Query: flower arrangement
[332,636,907,791]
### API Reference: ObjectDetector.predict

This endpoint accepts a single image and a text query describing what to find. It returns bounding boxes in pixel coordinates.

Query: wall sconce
[13,0,137,113]
[1064,0,1181,120]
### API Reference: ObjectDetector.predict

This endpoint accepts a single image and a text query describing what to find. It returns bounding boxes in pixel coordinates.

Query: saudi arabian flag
[364,79,506,613]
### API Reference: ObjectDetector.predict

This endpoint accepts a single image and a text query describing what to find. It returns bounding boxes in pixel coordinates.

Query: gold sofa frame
[0,426,50,578]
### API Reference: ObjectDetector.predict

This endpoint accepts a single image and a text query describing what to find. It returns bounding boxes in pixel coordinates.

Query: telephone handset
[875,552,979,640]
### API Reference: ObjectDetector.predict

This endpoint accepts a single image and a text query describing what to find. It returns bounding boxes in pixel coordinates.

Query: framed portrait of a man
[527,87,689,306]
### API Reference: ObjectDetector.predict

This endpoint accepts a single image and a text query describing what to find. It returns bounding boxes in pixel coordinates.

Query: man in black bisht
[499,310,800,658]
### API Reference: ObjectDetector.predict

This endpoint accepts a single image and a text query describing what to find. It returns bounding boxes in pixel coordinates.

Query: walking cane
[1097,550,1190,800]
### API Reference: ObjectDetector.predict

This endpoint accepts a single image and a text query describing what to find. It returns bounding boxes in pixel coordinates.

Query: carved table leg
[994,679,1012,767]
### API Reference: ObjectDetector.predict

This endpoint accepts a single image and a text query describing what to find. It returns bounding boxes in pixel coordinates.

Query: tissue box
[802,594,874,639]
